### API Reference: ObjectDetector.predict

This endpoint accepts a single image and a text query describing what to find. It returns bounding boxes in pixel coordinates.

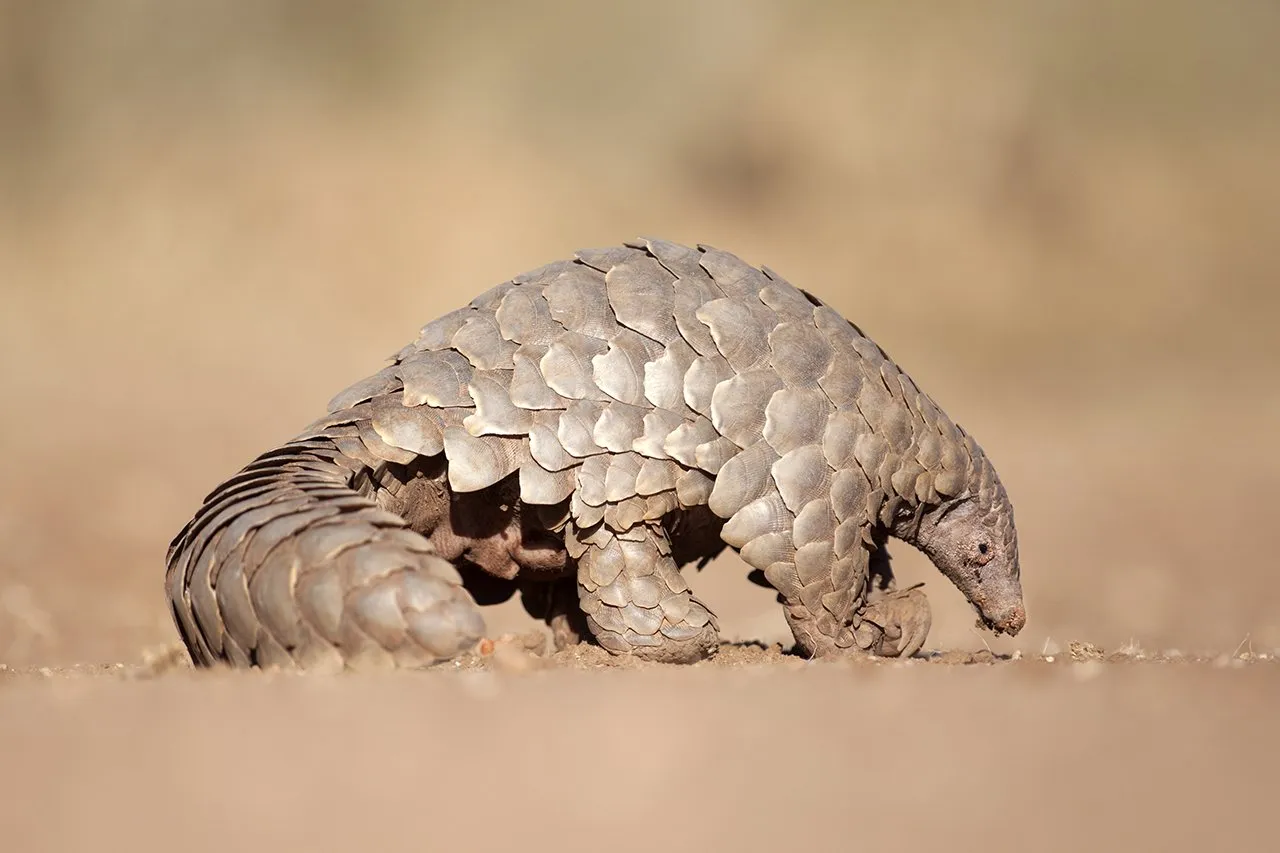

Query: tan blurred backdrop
[2,0,1278,667]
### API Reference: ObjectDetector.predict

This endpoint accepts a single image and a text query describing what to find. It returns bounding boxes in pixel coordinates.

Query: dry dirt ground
[1,646,1277,851]
[1,3,1278,851]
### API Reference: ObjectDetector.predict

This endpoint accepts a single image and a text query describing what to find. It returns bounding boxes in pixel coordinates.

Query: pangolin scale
[166,238,1024,670]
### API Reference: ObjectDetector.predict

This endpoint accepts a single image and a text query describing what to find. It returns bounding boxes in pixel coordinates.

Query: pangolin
[165,238,1024,670]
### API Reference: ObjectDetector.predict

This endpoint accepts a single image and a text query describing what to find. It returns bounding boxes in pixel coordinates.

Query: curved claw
[859,586,932,658]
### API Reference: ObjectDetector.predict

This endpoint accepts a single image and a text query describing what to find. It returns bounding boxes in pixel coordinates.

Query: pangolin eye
[978,542,989,555]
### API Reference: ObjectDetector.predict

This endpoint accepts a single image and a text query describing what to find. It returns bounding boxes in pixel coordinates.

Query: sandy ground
[2,650,1276,852]
[1,3,1278,851]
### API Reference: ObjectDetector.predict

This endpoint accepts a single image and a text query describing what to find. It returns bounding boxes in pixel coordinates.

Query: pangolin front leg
[856,586,932,658]
[774,529,931,659]
[860,539,932,658]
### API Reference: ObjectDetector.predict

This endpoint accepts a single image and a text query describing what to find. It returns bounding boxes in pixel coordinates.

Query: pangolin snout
[992,602,1026,636]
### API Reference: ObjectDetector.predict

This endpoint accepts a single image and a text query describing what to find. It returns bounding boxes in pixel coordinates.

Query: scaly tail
[165,435,484,671]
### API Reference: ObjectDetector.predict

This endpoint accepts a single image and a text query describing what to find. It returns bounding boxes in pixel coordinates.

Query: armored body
[166,238,1024,670]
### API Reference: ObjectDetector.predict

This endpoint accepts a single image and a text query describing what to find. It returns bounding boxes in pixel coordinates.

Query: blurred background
[1,0,1277,667]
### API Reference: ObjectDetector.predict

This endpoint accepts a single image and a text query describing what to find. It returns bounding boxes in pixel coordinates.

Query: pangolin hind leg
[520,577,589,651]
[572,523,719,663]
[379,464,592,649]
